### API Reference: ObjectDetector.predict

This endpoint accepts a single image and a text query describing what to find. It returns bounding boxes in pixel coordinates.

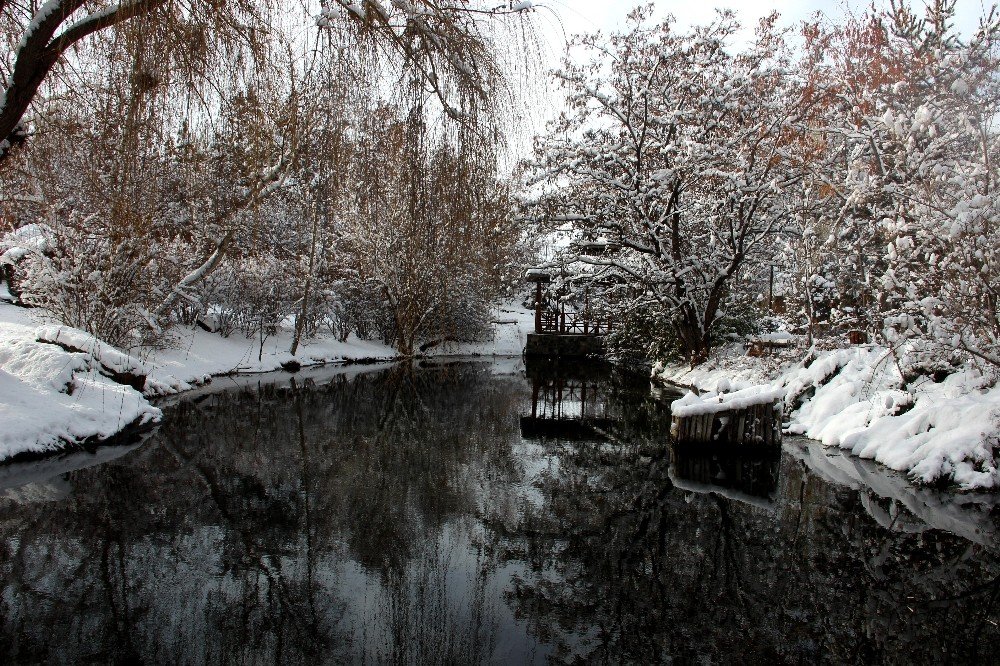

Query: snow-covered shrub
[710,291,763,345]
[810,2,1000,372]
[12,217,174,347]
[325,277,396,343]
[603,299,679,366]
[202,254,297,339]
[882,321,966,383]
[0,223,52,302]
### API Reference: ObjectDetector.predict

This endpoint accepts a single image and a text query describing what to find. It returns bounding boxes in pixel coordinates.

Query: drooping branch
[321,0,533,123]
[0,0,166,164]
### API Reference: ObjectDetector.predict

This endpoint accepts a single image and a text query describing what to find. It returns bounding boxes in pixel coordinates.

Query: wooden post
[672,398,781,447]
[768,264,774,314]
[534,280,543,333]
[556,378,564,419]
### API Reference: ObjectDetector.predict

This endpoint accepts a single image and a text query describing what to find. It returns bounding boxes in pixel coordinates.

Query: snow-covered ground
[655,342,1000,491]
[0,301,534,461]
[429,304,535,358]
[143,303,534,394]
[0,306,159,460]
[141,323,399,395]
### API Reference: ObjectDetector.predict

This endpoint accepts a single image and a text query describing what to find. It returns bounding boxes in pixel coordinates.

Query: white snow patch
[671,385,784,418]
[0,307,160,460]
[36,325,149,378]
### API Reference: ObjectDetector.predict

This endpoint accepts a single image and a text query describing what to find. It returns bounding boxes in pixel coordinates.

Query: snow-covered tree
[525,8,810,365]
[809,0,1000,371]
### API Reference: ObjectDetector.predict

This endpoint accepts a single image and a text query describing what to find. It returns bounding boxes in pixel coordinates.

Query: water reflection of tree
[2,363,997,663]
[499,432,1000,664]
[0,363,530,664]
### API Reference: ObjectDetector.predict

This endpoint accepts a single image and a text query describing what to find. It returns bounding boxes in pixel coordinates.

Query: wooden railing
[537,310,615,335]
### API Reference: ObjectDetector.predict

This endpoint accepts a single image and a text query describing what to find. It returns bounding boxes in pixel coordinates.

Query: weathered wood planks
[671,400,782,448]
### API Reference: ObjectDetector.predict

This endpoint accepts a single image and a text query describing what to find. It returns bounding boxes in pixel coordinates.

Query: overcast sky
[533,0,988,47]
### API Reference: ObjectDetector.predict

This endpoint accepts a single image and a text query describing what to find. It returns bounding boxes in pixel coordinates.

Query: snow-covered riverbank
[0,302,534,461]
[0,308,159,460]
[655,343,1000,491]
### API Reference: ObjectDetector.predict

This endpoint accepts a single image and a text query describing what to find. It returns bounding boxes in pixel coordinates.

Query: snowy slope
[778,349,999,490]
[142,325,400,395]
[0,306,159,459]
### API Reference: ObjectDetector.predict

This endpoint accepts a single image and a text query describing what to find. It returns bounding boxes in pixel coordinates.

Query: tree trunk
[290,207,321,356]
[397,331,414,357]
[676,319,711,368]
[149,231,232,327]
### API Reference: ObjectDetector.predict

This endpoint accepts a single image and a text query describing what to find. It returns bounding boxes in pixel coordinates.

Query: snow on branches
[804,0,1000,374]
[524,8,809,365]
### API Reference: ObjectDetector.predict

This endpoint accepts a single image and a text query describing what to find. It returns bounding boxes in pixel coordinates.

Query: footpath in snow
[655,343,1000,491]
[0,302,535,462]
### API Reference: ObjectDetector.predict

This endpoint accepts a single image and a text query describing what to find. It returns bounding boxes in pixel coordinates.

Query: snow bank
[652,341,792,392]
[142,325,399,395]
[0,300,534,462]
[784,356,999,490]
[758,331,795,342]
[655,345,1000,490]
[139,302,532,394]
[0,308,160,460]
[36,325,150,379]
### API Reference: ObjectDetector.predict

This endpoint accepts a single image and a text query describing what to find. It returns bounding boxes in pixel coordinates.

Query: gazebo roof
[525,268,552,283]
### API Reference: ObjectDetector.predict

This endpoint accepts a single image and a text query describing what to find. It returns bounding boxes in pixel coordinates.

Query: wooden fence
[537,310,615,335]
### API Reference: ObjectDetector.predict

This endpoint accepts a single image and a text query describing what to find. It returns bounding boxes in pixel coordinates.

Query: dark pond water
[1,359,998,664]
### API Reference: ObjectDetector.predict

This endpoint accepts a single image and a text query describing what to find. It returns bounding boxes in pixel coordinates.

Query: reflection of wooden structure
[520,360,617,441]
[669,447,780,508]
[524,271,614,358]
